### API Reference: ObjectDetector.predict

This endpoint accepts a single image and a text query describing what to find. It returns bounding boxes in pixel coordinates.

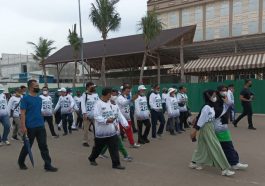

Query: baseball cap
[138,85,147,91]
[168,88,176,94]
[60,88,67,92]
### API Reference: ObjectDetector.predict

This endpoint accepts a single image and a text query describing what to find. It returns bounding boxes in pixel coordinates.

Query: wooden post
[56,64,60,88]
[180,37,186,83]
[157,54,161,85]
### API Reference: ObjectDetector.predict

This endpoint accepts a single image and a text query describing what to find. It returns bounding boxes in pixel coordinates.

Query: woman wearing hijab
[190,90,235,176]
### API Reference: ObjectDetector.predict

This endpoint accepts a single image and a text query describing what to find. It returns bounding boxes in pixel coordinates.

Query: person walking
[161,88,168,114]
[0,84,11,146]
[88,87,125,170]
[117,85,140,148]
[8,87,22,141]
[40,87,59,138]
[18,79,58,172]
[190,89,234,176]
[81,82,99,147]
[166,88,181,135]
[99,89,133,162]
[74,90,83,129]
[233,79,256,130]
[177,86,190,130]
[227,84,235,122]
[54,88,75,136]
[149,84,165,139]
[134,85,151,144]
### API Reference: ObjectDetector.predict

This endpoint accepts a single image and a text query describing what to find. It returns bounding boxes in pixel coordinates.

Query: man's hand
[83,113,88,120]
[21,125,27,135]
[106,118,115,124]
[132,94,138,101]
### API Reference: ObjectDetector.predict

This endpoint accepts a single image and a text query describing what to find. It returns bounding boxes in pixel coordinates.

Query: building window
[182,9,190,26]
[168,12,178,27]
[249,0,259,11]
[194,7,203,22]
[232,23,242,36]
[194,29,203,41]
[220,2,229,16]
[206,5,215,19]
[206,27,215,40]
[248,21,258,34]
[233,0,242,14]
[220,25,229,38]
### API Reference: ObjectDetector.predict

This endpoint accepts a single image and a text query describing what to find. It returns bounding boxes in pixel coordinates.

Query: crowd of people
[0,79,255,175]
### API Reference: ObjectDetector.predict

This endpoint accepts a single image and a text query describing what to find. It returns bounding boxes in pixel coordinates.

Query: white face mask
[220,91,227,97]
[43,91,48,95]
[70,93,73,96]
[111,96,118,101]
[211,97,217,103]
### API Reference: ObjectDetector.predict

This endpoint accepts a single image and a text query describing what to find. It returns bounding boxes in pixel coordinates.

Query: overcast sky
[0,0,147,55]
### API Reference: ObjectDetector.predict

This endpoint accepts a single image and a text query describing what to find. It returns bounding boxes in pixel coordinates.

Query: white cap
[60,88,67,92]
[57,88,62,92]
[138,85,147,91]
[168,88,176,94]
[120,86,123,90]
[0,84,4,91]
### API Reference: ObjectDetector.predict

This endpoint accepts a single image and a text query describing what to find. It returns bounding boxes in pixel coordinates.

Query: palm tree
[28,37,56,87]
[68,24,81,88]
[138,11,163,84]
[89,0,121,86]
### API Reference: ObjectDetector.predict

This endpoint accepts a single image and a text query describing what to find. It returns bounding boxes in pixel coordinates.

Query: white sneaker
[131,143,140,148]
[99,154,109,159]
[3,141,11,146]
[222,169,235,176]
[58,122,62,128]
[189,162,203,170]
[232,163,248,170]
[71,123,77,129]
[124,156,133,162]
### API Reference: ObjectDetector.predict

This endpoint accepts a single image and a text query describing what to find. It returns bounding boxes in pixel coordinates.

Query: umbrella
[22,134,34,167]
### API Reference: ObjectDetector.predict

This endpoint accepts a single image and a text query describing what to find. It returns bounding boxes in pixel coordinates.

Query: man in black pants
[18,79,58,172]
[177,86,190,131]
[233,79,256,130]
[88,87,125,170]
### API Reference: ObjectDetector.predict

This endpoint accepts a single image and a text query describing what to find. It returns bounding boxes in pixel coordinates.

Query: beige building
[148,0,265,81]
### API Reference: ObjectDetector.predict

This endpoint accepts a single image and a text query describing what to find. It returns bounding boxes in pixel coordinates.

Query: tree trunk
[180,37,186,83]
[56,64,60,88]
[73,55,77,89]
[101,39,107,86]
[139,51,147,84]
[157,54,161,85]
[42,60,48,87]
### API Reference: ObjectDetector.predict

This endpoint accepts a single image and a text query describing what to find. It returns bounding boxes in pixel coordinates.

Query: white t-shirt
[134,95,150,120]
[54,95,75,114]
[93,99,117,138]
[0,93,8,117]
[110,102,128,134]
[117,95,131,121]
[81,92,99,119]
[176,92,188,112]
[149,92,162,111]
[8,96,21,118]
[227,90,234,105]
[40,95,53,116]
[197,105,215,128]
[166,95,180,118]
[74,96,82,111]
[162,93,168,104]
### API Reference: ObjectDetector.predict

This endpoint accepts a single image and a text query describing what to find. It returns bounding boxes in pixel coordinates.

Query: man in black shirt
[233,79,256,130]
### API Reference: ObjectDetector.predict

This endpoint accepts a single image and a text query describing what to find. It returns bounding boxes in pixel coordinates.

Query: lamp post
[78,0,85,87]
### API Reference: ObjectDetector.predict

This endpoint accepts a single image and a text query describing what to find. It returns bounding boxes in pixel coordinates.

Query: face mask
[220,91,227,97]
[155,90,160,94]
[33,88,40,93]
[43,91,48,95]
[111,96,118,101]
[70,93,73,96]
[211,97,217,103]
[140,92,145,96]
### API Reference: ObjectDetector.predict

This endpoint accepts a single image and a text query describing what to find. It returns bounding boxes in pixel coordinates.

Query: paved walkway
[0,115,264,186]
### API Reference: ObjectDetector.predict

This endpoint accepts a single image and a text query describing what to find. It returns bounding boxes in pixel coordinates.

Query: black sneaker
[112,165,125,170]
[89,160,98,166]
[45,166,58,172]
[143,138,150,143]
[138,139,145,144]
[83,142,90,147]
[248,126,256,130]
[18,163,28,170]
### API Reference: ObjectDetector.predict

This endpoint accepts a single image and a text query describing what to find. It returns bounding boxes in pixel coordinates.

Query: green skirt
[192,122,231,170]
